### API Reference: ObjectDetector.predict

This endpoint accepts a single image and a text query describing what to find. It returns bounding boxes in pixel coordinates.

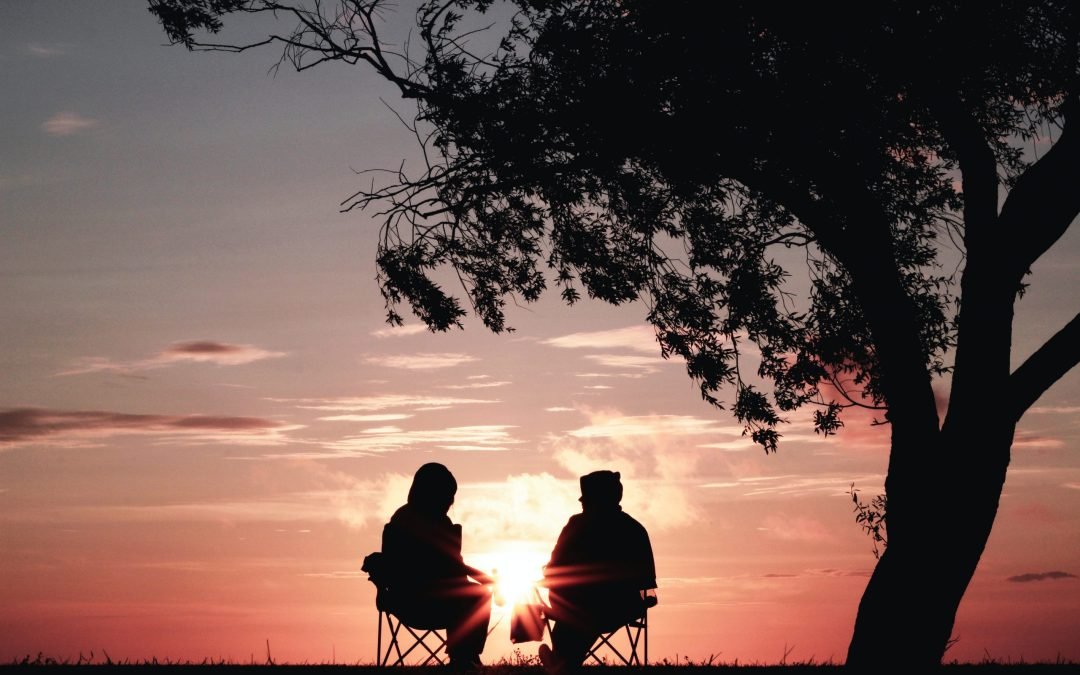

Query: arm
[464,564,494,586]
[542,519,577,589]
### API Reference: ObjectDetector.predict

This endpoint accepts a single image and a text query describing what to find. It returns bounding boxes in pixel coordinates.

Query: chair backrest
[366,523,452,666]
[367,520,467,625]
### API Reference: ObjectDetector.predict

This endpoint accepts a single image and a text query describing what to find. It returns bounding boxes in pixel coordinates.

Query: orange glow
[474,544,548,607]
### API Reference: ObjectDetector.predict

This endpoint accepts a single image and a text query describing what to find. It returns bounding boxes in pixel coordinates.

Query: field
[4,656,1080,674]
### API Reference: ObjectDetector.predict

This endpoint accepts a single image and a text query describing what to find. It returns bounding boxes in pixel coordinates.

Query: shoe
[538,644,565,675]
[449,655,482,672]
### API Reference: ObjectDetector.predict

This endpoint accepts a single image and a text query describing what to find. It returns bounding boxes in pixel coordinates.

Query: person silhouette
[539,470,657,672]
[378,463,493,668]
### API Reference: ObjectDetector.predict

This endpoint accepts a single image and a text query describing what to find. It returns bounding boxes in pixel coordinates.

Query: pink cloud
[41,111,97,136]
[322,424,521,455]
[364,353,477,369]
[159,341,285,365]
[1028,405,1080,415]
[1012,432,1065,450]
[277,394,496,412]
[439,380,511,390]
[56,341,285,376]
[566,412,738,440]
[370,324,429,338]
[759,514,837,542]
[1006,571,1077,583]
[0,407,298,448]
[542,325,659,353]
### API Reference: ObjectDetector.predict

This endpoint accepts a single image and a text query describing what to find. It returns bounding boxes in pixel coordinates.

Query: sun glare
[476,545,548,606]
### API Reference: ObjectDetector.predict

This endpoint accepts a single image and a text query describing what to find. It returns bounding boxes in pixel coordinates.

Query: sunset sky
[2,1,1079,665]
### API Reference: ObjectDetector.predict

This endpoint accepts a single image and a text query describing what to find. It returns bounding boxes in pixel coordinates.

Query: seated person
[539,470,657,672]
[376,463,493,668]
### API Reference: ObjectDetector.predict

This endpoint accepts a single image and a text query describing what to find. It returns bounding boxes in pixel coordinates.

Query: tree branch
[929,93,998,242]
[1011,311,1080,421]
[998,96,1080,275]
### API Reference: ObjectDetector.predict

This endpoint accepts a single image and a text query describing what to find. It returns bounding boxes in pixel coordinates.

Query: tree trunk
[846,420,1012,667]
[847,265,1017,667]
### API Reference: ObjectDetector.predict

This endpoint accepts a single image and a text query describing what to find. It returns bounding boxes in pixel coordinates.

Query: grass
[3,650,1079,673]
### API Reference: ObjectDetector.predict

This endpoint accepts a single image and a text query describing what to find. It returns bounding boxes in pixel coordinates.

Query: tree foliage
[148,1,1078,452]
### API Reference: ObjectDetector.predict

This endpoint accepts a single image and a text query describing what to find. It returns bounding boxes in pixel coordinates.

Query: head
[579,470,623,510]
[407,462,458,514]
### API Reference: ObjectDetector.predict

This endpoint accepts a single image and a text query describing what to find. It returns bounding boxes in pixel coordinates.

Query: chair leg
[388,614,408,666]
[586,612,649,666]
[588,630,630,666]
[379,613,448,667]
[625,623,641,666]
[403,625,447,666]
[643,608,649,665]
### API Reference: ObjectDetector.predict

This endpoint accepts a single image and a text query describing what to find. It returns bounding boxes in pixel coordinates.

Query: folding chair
[363,549,449,666]
[535,588,656,666]
[585,601,651,666]
[375,607,448,666]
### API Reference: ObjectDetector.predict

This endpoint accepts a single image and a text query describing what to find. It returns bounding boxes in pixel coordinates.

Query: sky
[2,1,1079,666]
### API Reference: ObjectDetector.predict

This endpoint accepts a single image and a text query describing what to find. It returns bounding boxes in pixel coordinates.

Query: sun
[476,544,548,606]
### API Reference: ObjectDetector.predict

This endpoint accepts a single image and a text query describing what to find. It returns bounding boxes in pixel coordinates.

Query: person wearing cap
[539,470,657,672]
[379,463,494,669]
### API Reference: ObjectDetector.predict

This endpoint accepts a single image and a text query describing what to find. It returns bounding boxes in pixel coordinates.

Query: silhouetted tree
[149,0,1080,666]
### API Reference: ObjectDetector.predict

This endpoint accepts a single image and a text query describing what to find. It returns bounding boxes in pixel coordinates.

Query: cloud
[26,43,66,57]
[759,514,836,543]
[700,473,884,499]
[365,353,477,369]
[1005,571,1077,583]
[57,340,285,376]
[326,472,414,529]
[277,394,496,413]
[85,499,334,524]
[320,424,522,455]
[0,407,300,449]
[316,414,413,422]
[318,470,582,555]
[544,409,727,530]
[439,380,511,390]
[455,473,581,549]
[697,439,757,452]
[566,412,739,440]
[41,111,97,136]
[370,324,429,338]
[1026,406,1080,415]
[545,407,576,413]
[1012,432,1065,450]
[543,325,659,353]
[584,354,668,373]
[160,341,284,365]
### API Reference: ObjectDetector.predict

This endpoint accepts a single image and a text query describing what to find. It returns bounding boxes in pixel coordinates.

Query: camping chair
[375,608,449,666]
[529,587,656,666]
[584,592,656,666]
[365,516,462,669]
[362,550,449,666]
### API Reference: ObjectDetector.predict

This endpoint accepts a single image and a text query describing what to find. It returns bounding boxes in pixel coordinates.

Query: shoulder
[555,513,585,538]
[389,504,411,523]
[619,511,650,535]
[563,513,587,530]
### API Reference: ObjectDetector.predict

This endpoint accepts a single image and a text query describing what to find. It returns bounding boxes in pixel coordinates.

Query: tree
[149,0,1080,666]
